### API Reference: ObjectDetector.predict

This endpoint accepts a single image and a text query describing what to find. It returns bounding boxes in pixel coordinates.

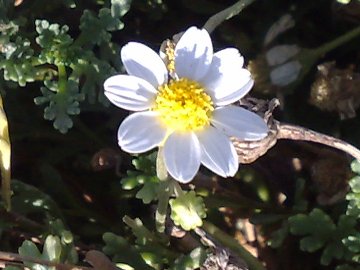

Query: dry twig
[0,250,109,270]
[233,98,360,163]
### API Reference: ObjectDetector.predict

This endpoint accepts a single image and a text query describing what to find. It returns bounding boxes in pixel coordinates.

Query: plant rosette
[104,26,269,183]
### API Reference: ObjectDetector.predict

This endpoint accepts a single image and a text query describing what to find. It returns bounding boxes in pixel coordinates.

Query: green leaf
[18,240,45,270]
[0,36,36,86]
[47,219,78,264]
[3,266,22,270]
[319,215,356,265]
[41,235,62,263]
[268,221,289,248]
[18,234,72,270]
[289,208,335,238]
[121,153,158,191]
[111,0,132,18]
[336,265,360,270]
[351,160,360,174]
[11,179,63,219]
[72,55,113,105]
[170,191,206,231]
[121,172,143,190]
[349,176,360,194]
[103,232,154,270]
[132,152,157,174]
[35,20,74,66]
[344,233,360,253]
[136,181,159,204]
[34,78,84,134]
[346,201,360,217]
[171,247,207,270]
[337,215,357,237]
[122,216,166,246]
[289,209,357,265]
[79,8,124,46]
[321,242,344,265]
[299,236,324,252]
[346,174,360,217]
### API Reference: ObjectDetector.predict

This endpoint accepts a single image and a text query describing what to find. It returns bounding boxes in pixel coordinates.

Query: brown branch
[233,97,360,163]
[0,208,44,232]
[277,123,360,161]
[203,0,256,33]
[0,251,93,270]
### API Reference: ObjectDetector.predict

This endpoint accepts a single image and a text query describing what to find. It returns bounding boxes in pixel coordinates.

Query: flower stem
[0,93,11,211]
[202,221,266,270]
[294,25,360,89]
[57,63,67,94]
[155,181,171,233]
[171,179,184,197]
[156,147,168,181]
[203,0,256,33]
[312,25,360,57]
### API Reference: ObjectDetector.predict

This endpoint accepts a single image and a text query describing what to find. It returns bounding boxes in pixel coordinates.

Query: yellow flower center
[164,40,175,73]
[154,78,214,131]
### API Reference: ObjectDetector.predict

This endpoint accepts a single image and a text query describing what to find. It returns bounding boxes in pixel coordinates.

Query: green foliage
[351,160,360,175]
[3,266,21,270]
[120,153,208,232]
[342,163,360,265]
[289,209,336,252]
[80,8,123,46]
[170,247,207,270]
[11,179,64,220]
[0,36,36,87]
[34,78,84,133]
[35,20,73,65]
[46,219,78,264]
[121,152,158,191]
[170,191,206,231]
[103,217,207,270]
[343,233,360,261]
[0,0,131,133]
[336,265,360,270]
[267,221,289,248]
[136,181,159,204]
[264,178,307,248]
[13,232,77,270]
[2,1,360,270]
[19,235,61,269]
[289,209,356,265]
[268,160,360,266]
[347,161,360,217]
[103,232,155,270]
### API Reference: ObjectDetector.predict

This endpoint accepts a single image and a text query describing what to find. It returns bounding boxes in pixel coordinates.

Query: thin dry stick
[203,0,256,33]
[233,98,360,163]
[0,251,93,270]
[277,123,360,161]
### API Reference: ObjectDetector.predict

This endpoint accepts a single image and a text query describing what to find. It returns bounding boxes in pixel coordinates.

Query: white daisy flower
[104,26,269,183]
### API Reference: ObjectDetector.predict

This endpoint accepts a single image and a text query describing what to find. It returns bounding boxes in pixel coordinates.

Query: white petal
[118,111,167,153]
[264,14,295,46]
[202,48,244,85]
[174,27,213,81]
[213,79,254,106]
[270,61,301,86]
[104,75,157,111]
[163,132,201,183]
[211,106,269,141]
[201,48,253,106]
[197,126,238,177]
[121,42,168,87]
[266,45,300,66]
